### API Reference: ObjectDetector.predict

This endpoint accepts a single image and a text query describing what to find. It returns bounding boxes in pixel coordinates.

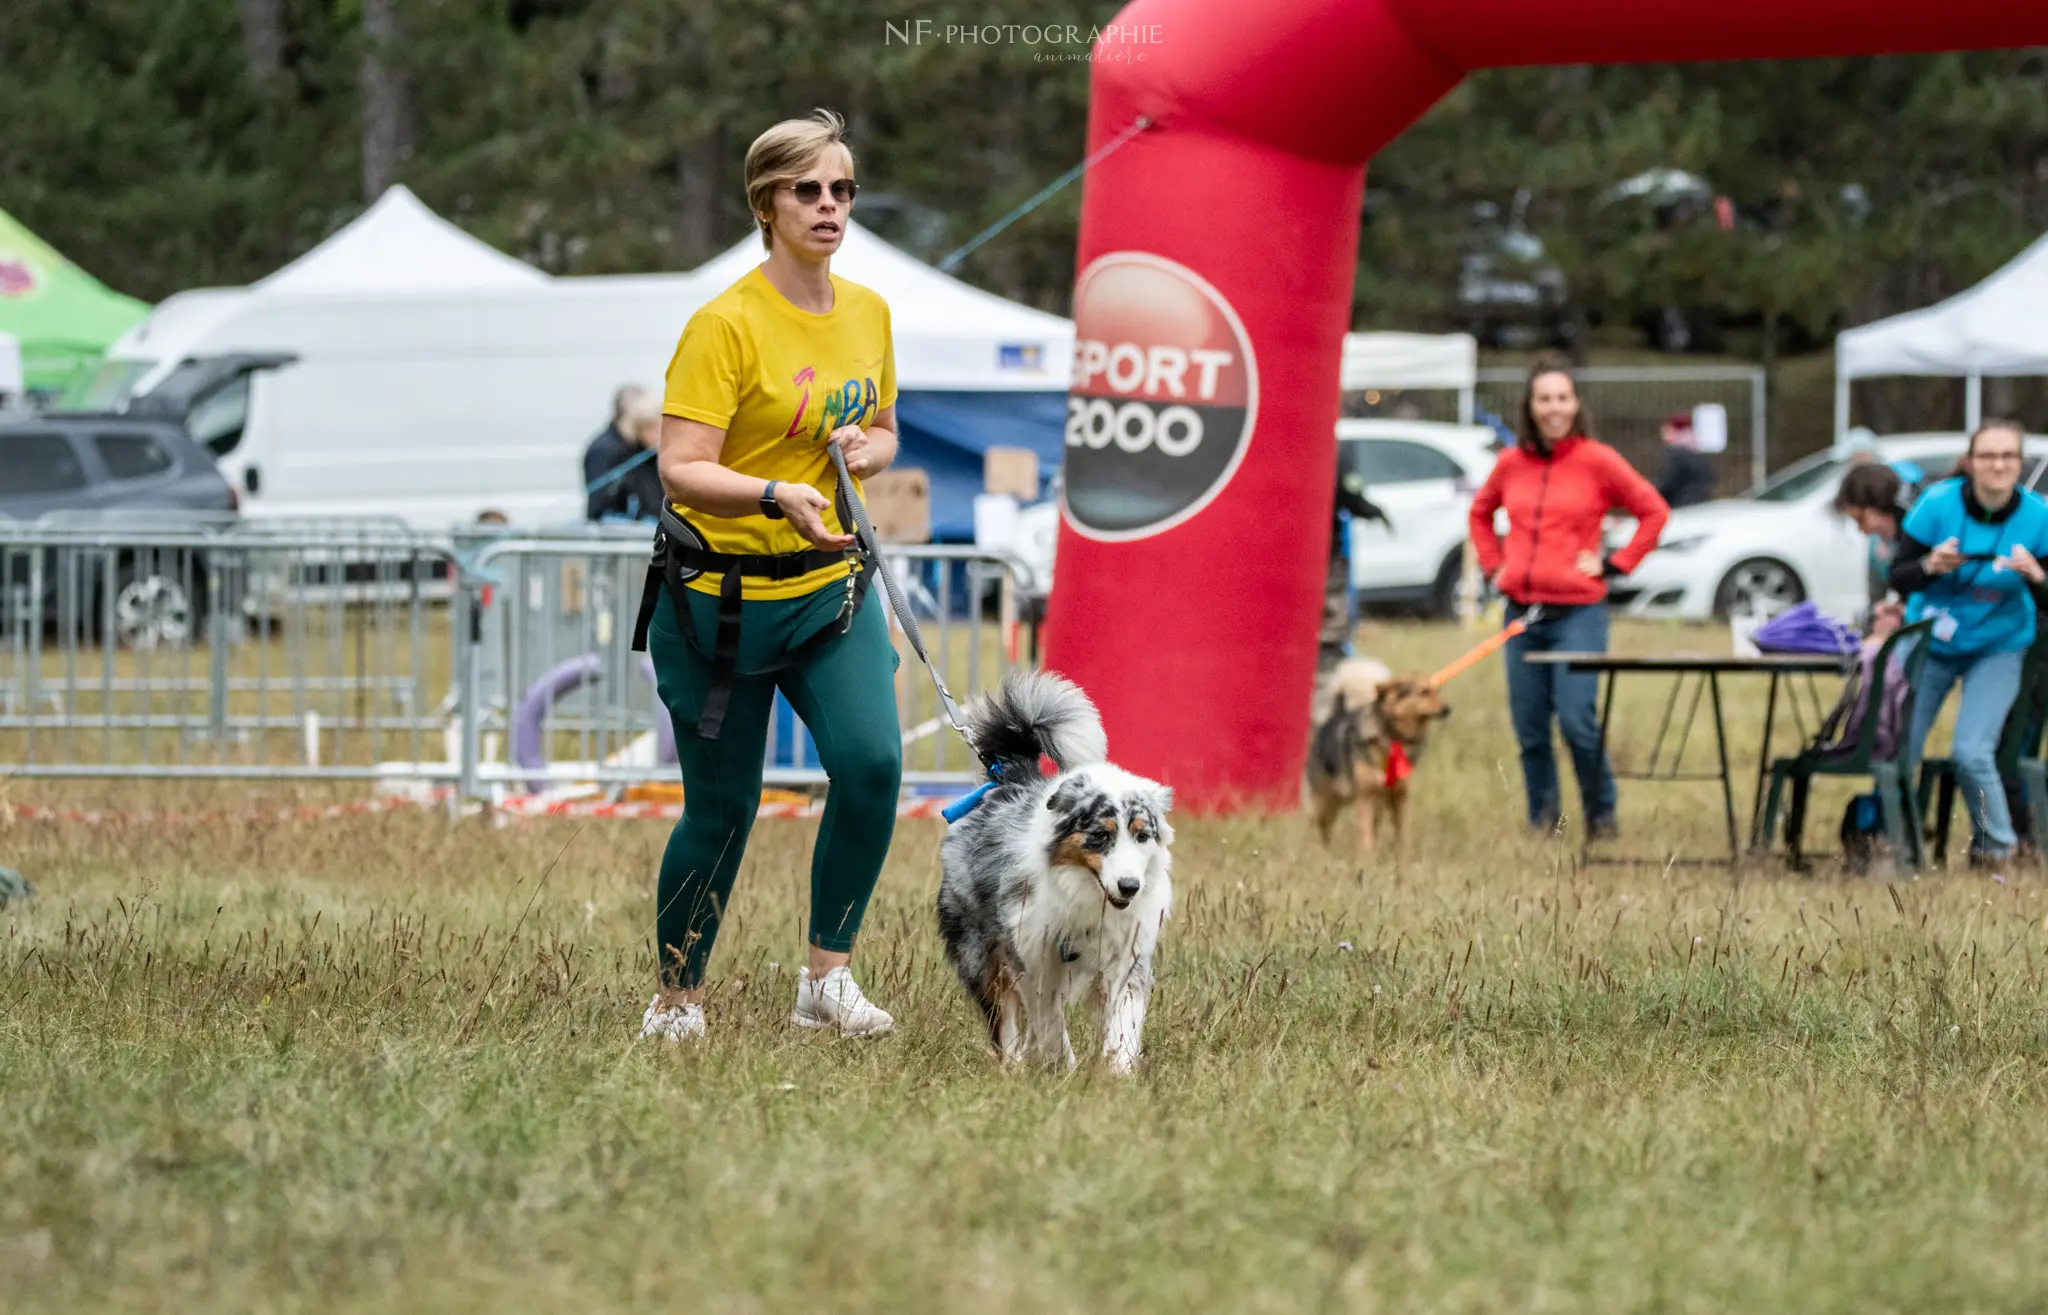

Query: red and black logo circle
[1061,252,1258,540]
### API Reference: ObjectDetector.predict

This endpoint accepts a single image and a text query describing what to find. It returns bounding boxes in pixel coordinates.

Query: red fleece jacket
[1468,436,1670,607]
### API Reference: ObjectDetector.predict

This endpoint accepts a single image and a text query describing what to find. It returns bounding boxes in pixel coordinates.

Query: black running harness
[628,500,867,739]
[629,445,971,750]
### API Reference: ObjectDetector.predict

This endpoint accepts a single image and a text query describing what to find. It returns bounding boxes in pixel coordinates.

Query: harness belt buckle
[837,572,859,630]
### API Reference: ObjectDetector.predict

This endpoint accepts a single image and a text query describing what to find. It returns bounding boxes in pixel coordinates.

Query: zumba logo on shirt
[783,366,880,441]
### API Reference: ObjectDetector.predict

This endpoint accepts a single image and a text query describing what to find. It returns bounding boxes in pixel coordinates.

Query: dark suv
[0,417,237,647]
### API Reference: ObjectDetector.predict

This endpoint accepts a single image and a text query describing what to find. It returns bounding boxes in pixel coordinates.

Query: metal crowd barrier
[454,537,1030,799]
[1,516,1031,800]
[0,519,459,780]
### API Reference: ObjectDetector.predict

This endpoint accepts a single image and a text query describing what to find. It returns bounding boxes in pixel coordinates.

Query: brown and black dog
[1306,659,1450,857]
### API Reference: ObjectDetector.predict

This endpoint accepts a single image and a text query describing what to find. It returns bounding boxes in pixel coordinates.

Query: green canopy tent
[0,209,149,397]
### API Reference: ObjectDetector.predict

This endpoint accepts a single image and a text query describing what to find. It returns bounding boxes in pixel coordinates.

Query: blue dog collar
[941,760,1003,824]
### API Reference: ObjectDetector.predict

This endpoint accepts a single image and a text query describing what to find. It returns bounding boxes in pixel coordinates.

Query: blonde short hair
[622,391,662,439]
[745,109,855,250]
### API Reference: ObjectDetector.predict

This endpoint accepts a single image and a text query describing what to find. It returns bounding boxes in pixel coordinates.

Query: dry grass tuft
[4,622,2046,1312]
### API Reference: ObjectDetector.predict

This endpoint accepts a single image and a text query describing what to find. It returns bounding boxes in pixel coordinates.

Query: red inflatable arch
[1043,0,2048,810]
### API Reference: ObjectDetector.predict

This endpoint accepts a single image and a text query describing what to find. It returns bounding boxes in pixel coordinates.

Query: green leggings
[647,579,902,990]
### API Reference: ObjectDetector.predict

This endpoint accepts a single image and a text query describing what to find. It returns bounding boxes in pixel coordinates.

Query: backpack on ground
[1838,792,1889,875]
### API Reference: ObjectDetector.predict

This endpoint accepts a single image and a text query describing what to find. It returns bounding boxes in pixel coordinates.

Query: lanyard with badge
[1926,519,2007,643]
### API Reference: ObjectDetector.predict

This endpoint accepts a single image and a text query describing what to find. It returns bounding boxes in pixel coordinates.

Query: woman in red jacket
[1468,355,1670,837]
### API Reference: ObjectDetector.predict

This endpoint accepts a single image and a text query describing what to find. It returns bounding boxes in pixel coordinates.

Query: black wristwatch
[759,480,785,519]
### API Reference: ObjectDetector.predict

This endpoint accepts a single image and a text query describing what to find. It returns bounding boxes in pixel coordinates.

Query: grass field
[6,620,2048,1313]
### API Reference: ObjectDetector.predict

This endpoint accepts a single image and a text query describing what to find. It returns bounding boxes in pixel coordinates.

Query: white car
[1612,432,2048,623]
[1340,419,1503,616]
[1006,420,1503,618]
[1010,496,1061,601]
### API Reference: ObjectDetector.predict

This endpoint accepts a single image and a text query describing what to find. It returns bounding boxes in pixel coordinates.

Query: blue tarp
[895,389,1067,540]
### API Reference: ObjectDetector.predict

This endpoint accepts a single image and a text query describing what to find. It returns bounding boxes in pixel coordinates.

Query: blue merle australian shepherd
[938,671,1175,1074]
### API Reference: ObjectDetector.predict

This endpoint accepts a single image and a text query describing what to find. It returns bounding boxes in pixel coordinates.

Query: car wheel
[1712,557,1804,621]
[111,560,198,650]
[1427,551,1466,619]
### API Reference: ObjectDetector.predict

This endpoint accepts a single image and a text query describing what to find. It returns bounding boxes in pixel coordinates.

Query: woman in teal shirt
[1891,421,2048,863]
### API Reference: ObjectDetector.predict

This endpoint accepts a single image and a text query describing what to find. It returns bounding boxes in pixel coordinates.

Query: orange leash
[1428,607,1542,688]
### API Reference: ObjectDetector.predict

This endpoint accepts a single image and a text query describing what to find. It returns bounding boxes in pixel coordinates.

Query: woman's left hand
[828,426,876,478]
[2006,544,2046,584]
[1575,550,1604,579]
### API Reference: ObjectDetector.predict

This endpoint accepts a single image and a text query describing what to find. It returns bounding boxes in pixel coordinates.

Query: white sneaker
[639,994,706,1042]
[791,966,895,1037]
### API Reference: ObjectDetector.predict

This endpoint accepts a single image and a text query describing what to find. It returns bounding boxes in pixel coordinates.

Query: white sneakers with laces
[638,994,706,1042]
[638,968,895,1041]
[791,965,896,1037]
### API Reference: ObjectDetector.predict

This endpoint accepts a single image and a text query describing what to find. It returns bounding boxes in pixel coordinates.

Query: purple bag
[1752,601,1858,657]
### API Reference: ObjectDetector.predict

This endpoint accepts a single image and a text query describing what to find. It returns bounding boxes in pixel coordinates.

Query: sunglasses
[785,178,857,205]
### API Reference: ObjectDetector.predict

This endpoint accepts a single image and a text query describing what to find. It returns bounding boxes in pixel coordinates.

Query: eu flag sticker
[998,343,1044,372]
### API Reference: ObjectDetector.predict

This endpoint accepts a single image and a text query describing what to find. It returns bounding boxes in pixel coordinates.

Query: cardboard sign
[984,446,1040,500]
[863,468,931,544]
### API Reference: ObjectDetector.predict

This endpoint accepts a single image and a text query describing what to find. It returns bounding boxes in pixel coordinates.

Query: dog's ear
[1146,785,1176,845]
[1047,776,1095,819]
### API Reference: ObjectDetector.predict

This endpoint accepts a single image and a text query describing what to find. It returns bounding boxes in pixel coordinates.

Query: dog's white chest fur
[1011,858,1172,983]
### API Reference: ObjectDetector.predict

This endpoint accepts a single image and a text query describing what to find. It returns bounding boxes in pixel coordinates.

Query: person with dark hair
[1319,468,1389,673]
[1891,420,2048,865]
[1835,459,1922,613]
[1653,411,1717,508]
[2005,611,2048,855]
[1835,460,1911,532]
[1468,353,1670,838]
[1844,447,2048,852]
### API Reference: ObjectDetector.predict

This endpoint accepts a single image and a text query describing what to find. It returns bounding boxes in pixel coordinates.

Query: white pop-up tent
[1835,228,2048,437]
[98,185,552,405]
[86,189,705,526]
[256,184,547,294]
[689,222,1074,390]
[1339,331,1478,423]
[146,270,713,525]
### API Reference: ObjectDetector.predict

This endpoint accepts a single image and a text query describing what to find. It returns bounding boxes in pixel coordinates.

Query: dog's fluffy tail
[1330,657,1392,714]
[1313,655,1392,726]
[964,670,1108,781]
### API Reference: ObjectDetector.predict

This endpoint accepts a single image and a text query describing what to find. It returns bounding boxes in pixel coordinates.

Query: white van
[78,276,706,530]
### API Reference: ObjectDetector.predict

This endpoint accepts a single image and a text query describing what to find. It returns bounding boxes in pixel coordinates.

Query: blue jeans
[1907,645,2025,857]
[1504,603,1618,829]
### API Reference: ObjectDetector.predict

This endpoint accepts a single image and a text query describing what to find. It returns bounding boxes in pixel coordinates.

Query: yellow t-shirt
[662,265,897,599]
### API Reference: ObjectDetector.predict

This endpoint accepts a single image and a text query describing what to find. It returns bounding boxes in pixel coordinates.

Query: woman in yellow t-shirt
[638,110,903,1043]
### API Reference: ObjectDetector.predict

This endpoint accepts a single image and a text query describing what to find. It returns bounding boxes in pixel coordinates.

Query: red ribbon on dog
[1384,741,1412,790]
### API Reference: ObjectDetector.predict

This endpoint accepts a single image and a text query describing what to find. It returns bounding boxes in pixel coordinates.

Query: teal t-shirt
[1902,480,2048,657]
